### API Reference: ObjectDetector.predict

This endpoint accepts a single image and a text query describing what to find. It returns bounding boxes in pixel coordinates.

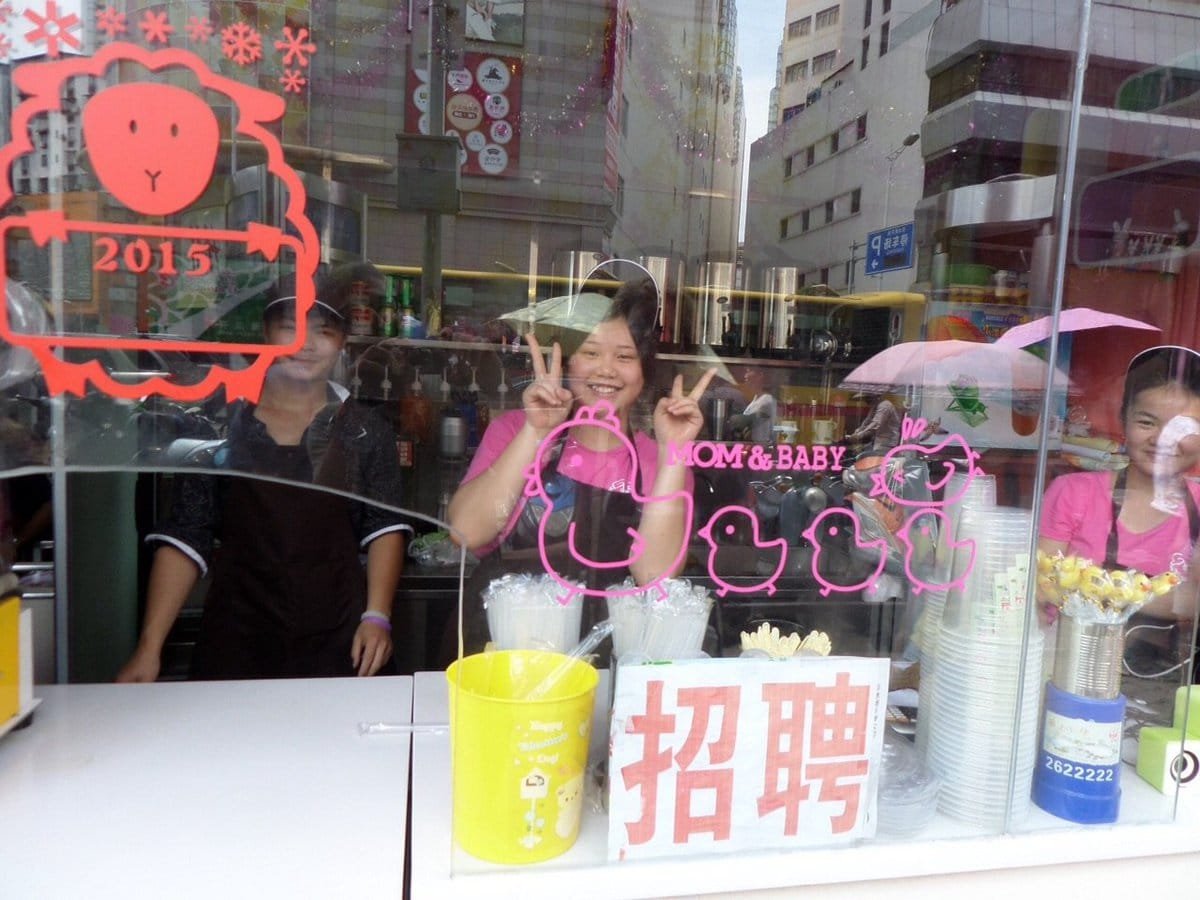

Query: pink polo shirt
[1039,470,1200,577]
[463,409,686,552]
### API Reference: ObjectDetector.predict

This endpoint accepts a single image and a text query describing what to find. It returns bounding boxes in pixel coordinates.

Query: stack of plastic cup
[940,506,1033,639]
[926,624,1044,827]
[925,505,1044,828]
[915,473,997,760]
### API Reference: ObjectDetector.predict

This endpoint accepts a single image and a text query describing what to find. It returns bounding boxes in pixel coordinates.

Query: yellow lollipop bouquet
[1035,549,1179,624]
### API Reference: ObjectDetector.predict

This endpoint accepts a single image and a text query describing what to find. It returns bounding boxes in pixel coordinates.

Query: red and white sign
[608,656,888,861]
[406,52,522,177]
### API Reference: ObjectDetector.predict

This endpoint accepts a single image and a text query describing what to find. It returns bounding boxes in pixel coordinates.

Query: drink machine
[759,266,799,354]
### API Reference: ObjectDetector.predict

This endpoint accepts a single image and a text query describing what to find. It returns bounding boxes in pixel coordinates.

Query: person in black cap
[117,262,410,681]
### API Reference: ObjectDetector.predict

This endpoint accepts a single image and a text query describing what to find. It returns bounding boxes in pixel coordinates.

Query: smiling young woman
[444,277,715,657]
[1039,345,1200,676]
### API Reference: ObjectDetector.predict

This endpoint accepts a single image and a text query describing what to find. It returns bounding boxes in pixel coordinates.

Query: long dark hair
[602,276,659,385]
[1122,345,1200,419]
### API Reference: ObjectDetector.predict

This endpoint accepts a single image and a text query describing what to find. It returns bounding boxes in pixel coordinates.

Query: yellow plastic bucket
[447,649,599,864]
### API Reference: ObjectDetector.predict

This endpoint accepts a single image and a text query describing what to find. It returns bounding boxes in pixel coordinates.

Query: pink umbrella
[839,339,1069,395]
[994,307,1159,348]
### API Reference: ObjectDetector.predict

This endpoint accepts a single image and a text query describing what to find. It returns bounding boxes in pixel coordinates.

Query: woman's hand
[352,621,393,676]
[115,645,162,683]
[522,333,574,437]
[1178,427,1200,470]
[654,367,718,448]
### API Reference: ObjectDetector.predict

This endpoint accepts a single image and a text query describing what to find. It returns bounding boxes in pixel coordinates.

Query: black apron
[190,406,371,680]
[1106,468,1200,679]
[450,432,640,662]
[1104,468,1199,570]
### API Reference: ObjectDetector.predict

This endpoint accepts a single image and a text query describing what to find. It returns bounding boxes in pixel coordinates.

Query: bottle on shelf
[346,279,375,337]
[379,276,399,338]
[832,394,847,442]
[425,289,443,336]
[400,278,424,339]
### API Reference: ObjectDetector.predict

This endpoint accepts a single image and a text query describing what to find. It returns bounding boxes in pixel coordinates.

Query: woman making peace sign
[447,277,716,652]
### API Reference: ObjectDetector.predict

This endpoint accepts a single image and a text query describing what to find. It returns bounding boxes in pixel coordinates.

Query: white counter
[410,671,1200,898]
[0,677,413,899]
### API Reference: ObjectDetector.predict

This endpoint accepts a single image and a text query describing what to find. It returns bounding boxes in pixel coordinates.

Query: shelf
[657,352,857,369]
[347,337,856,370]
[346,336,526,354]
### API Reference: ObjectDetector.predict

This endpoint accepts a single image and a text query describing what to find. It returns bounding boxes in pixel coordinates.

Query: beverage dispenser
[637,254,685,349]
[552,249,606,299]
[689,259,735,348]
[759,266,799,353]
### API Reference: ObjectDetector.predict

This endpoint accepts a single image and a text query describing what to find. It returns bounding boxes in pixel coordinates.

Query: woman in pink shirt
[446,278,715,654]
[1039,346,1200,674]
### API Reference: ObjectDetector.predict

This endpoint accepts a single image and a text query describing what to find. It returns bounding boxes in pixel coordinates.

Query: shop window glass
[1,2,1194,889]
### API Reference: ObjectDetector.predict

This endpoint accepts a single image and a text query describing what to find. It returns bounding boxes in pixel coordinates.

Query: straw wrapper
[606,577,713,661]
[483,573,585,652]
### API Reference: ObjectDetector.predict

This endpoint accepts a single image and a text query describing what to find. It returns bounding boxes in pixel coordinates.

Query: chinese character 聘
[757,674,871,835]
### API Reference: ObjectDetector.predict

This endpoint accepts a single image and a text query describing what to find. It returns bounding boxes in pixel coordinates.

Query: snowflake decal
[275,26,316,68]
[279,68,307,94]
[0,2,13,27]
[95,6,126,38]
[23,0,82,58]
[139,9,173,44]
[0,33,11,62]
[221,22,262,66]
[185,15,213,44]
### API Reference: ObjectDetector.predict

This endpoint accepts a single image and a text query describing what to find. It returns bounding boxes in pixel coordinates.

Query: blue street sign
[865,222,915,275]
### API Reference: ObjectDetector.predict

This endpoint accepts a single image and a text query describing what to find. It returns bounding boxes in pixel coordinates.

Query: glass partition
[0,0,1193,885]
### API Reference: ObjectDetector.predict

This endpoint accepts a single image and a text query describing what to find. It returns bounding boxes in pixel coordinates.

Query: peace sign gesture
[654,367,718,448]
[522,333,574,437]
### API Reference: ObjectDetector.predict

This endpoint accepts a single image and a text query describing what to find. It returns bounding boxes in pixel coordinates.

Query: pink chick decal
[695,505,788,598]
[869,416,984,508]
[522,400,692,604]
[894,508,974,596]
[802,508,889,597]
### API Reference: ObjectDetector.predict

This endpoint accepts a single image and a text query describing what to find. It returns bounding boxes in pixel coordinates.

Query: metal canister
[710,397,729,442]
[1052,614,1125,699]
[439,411,468,459]
[688,260,734,346]
[759,266,798,351]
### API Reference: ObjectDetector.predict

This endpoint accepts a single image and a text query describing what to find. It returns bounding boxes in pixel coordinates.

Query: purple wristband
[360,611,392,632]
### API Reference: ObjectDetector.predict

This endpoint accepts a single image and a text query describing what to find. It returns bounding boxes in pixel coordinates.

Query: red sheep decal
[0,42,320,402]
[81,83,222,217]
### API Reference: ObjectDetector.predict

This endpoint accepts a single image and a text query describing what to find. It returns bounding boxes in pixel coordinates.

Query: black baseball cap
[264,262,386,327]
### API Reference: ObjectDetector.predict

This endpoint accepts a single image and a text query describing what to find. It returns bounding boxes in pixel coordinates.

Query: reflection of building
[381,0,743,314]
[0,2,742,330]
[744,1,930,294]
[607,2,744,278]
[916,0,1200,441]
[772,0,847,127]
[917,0,1200,290]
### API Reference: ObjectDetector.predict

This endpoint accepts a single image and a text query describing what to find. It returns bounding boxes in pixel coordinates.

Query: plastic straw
[357,721,449,735]
[523,619,614,702]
